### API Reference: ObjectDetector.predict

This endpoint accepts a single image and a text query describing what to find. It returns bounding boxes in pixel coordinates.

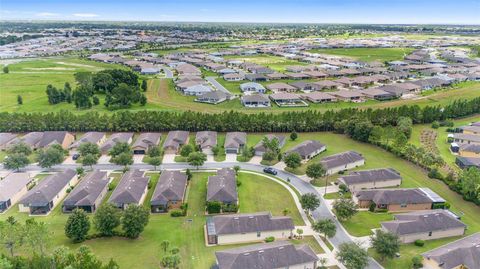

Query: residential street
[205,76,233,95]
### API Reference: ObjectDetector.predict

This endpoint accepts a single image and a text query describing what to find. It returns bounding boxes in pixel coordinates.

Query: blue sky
[1,0,479,24]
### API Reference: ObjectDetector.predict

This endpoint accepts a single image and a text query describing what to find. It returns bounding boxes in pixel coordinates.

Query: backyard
[307,47,414,62]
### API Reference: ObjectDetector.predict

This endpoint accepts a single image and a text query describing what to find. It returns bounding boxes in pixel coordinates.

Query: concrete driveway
[225,153,237,162]
[98,155,111,164]
[163,154,176,164]
[62,156,76,165]
[133,155,144,164]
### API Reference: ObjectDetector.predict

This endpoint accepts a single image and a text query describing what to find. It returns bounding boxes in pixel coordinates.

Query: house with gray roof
[224,132,247,154]
[459,143,480,158]
[206,212,294,245]
[320,151,365,175]
[241,94,271,108]
[381,210,466,243]
[285,140,326,161]
[207,168,238,206]
[37,131,75,150]
[195,91,228,104]
[132,133,161,154]
[151,170,188,213]
[0,173,33,213]
[353,188,446,212]
[108,170,150,209]
[0,133,17,150]
[452,133,480,145]
[63,170,109,213]
[69,132,106,151]
[19,169,78,215]
[163,131,190,154]
[215,241,318,269]
[300,92,337,103]
[184,84,214,96]
[5,132,43,150]
[196,131,217,154]
[240,82,266,93]
[338,168,402,192]
[253,134,286,156]
[422,232,480,269]
[100,133,134,154]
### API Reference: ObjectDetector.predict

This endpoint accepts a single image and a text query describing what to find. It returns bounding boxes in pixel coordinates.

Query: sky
[1,0,479,25]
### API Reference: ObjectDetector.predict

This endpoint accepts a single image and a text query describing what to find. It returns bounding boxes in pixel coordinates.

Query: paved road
[160,65,174,78]
[205,76,233,95]
[7,161,383,269]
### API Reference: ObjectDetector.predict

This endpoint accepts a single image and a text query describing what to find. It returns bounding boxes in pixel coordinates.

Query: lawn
[339,211,393,237]
[307,47,414,62]
[0,171,307,269]
[222,54,308,72]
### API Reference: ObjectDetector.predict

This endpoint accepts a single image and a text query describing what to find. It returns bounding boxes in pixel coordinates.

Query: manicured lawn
[307,48,414,62]
[323,192,351,200]
[291,236,325,254]
[340,211,393,237]
[222,55,308,72]
[213,133,226,162]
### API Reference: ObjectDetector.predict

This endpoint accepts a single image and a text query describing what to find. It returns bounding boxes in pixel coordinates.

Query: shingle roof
[196,131,217,149]
[132,133,161,150]
[207,212,294,236]
[108,170,149,206]
[0,133,17,146]
[8,132,43,148]
[339,168,401,185]
[150,171,187,206]
[0,173,32,202]
[63,171,109,207]
[460,143,480,153]
[100,133,134,152]
[215,241,318,269]
[253,134,286,153]
[382,210,466,236]
[320,151,364,170]
[70,132,105,149]
[37,131,72,148]
[163,131,189,151]
[286,140,325,158]
[224,132,247,150]
[355,188,442,205]
[207,168,238,203]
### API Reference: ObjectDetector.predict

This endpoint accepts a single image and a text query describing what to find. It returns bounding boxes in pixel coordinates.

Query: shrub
[265,236,275,243]
[222,203,238,213]
[262,151,276,161]
[236,180,242,187]
[375,208,388,213]
[170,210,184,217]
[414,240,425,247]
[338,183,348,193]
[412,255,423,269]
[369,203,377,212]
[338,170,345,175]
[431,121,440,129]
[428,168,443,180]
[206,201,222,214]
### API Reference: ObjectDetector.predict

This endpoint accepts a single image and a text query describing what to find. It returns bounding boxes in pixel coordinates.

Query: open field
[307,47,414,62]
[0,171,310,269]
[222,54,308,72]
[340,211,393,237]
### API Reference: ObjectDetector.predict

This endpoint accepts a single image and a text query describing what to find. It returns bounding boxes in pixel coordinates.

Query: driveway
[206,76,232,95]
[225,154,237,162]
[98,155,111,164]
[62,156,76,165]
[248,156,262,165]
[160,65,174,78]
[206,154,215,163]
[133,155,144,164]
[162,154,176,164]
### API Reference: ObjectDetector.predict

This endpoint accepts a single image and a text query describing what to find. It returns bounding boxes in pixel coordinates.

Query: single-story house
[460,125,480,135]
[331,90,364,102]
[108,169,150,209]
[253,134,286,156]
[266,82,297,93]
[286,72,310,80]
[163,131,190,154]
[206,212,294,245]
[62,170,109,213]
[196,131,217,154]
[285,140,326,161]
[37,131,75,149]
[184,84,214,96]
[224,132,247,154]
[245,73,268,81]
[132,133,161,154]
[4,132,43,150]
[215,241,318,269]
[455,156,480,169]
[459,143,480,157]
[69,132,106,151]
[241,94,271,108]
[452,133,480,145]
[240,82,266,93]
[100,133,134,154]
[353,188,446,212]
[19,169,78,215]
[320,151,365,175]
[223,73,244,81]
[0,133,17,150]
[422,232,480,269]
[269,93,307,106]
[266,72,289,80]
[300,92,337,103]
[381,210,466,243]
[312,80,341,90]
[207,168,238,206]
[338,168,402,192]
[413,78,451,90]
[289,81,316,91]
[196,91,229,104]
[303,70,328,78]
[151,170,188,213]
[361,88,397,101]
[0,173,33,213]
[377,85,410,98]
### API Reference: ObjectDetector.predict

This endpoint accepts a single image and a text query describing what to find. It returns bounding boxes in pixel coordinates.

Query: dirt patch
[23,67,76,71]
[55,61,103,70]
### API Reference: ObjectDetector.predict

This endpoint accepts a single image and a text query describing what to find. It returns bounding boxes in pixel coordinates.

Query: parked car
[263,167,277,175]
[72,153,80,160]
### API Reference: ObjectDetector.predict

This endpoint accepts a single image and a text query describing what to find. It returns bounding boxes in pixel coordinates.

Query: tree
[306,163,327,193]
[65,209,90,243]
[3,153,29,171]
[109,142,131,158]
[105,83,140,109]
[370,229,400,261]
[187,152,207,169]
[284,152,302,169]
[233,165,240,175]
[111,152,133,168]
[93,203,121,236]
[336,242,369,269]
[147,156,162,170]
[313,219,337,238]
[333,198,358,221]
[185,168,192,181]
[0,217,23,256]
[412,255,423,269]
[23,218,51,255]
[397,116,413,138]
[139,94,147,106]
[78,142,100,157]
[290,131,298,141]
[93,72,114,93]
[458,167,480,201]
[17,95,22,105]
[92,95,100,105]
[141,80,148,92]
[76,167,85,176]
[3,66,9,74]
[122,204,150,239]
[37,146,65,169]
[148,146,162,157]
[72,85,93,109]
[160,240,170,253]
[180,144,194,157]
[300,193,321,215]
[82,153,98,168]
[8,142,32,156]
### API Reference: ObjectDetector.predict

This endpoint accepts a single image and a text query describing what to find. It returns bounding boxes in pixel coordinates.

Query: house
[163,131,190,154]
[269,93,307,106]
[300,92,337,103]
[338,168,402,192]
[289,81,316,91]
[100,133,134,154]
[266,72,289,80]
[422,232,480,269]
[312,80,341,90]
[5,132,43,150]
[266,82,297,93]
[240,82,266,93]
[151,170,188,213]
[62,170,109,213]
[452,133,480,145]
[196,91,228,104]
[241,94,271,108]
[413,78,451,90]
[195,131,217,154]
[331,90,364,102]
[215,241,318,269]
[175,63,201,76]
[0,173,33,213]
[223,73,244,81]
[37,131,75,149]
[353,188,446,212]
[320,151,365,175]
[0,133,17,150]
[132,133,161,154]
[224,132,247,154]
[184,84,214,96]
[69,132,106,151]
[460,125,480,135]
[381,210,466,243]
[286,72,310,80]
[108,170,150,209]
[459,144,480,157]
[253,134,286,156]
[206,212,294,245]
[361,88,397,101]
[455,156,480,169]
[207,168,238,205]
[377,85,410,98]
[19,169,78,215]
[285,140,326,161]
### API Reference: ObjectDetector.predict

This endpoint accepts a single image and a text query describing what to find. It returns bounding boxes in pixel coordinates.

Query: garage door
[133,150,146,155]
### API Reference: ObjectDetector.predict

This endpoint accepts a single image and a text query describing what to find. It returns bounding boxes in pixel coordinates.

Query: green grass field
[222,54,308,72]
[340,211,393,237]
[307,47,414,62]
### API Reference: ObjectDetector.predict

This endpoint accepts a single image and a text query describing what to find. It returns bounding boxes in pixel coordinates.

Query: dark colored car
[72,153,80,160]
[263,167,277,175]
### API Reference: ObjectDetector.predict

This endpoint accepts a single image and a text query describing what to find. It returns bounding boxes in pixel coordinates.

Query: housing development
[0,3,480,269]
